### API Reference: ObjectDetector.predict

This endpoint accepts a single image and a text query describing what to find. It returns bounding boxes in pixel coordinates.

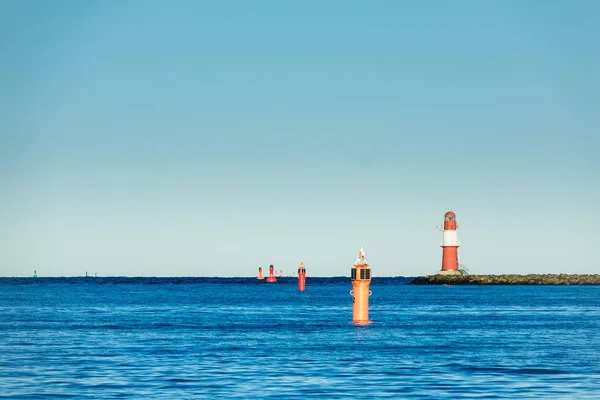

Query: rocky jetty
[410,274,600,285]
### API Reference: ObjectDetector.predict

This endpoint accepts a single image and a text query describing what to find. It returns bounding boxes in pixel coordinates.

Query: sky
[0,0,598,277]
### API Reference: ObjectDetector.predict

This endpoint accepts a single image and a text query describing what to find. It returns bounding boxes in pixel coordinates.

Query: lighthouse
[439,211,460,275]
[266,264,277,283]
[350,246,372,324]
[298,261,306,291]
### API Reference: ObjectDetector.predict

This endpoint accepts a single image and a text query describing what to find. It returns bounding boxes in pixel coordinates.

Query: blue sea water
[0,277,599,399]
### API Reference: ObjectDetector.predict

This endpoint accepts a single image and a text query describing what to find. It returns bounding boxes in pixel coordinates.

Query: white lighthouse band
[442,229,459,247]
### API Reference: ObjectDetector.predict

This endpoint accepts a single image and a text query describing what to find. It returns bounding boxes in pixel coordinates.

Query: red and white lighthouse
[440,211,460,274]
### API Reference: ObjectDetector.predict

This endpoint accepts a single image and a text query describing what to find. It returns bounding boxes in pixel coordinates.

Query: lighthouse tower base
[436,270,461,276]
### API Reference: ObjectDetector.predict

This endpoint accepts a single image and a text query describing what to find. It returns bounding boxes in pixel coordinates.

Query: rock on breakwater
[410,274,600,285]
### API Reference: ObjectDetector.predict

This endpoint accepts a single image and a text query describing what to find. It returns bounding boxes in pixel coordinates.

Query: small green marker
[86,271,88,277]
[33,270,37,278]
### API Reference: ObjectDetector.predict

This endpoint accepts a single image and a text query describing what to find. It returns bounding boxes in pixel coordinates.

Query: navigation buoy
[350,246,372,324]
[298,261,306,291]
[257,267,264,280]
[266,265,277,283]
[279,270,283,278]
[33,270,37,278]
[439,211,460,275]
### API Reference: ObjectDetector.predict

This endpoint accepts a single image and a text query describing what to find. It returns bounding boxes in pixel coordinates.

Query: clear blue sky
[1,0,598,277]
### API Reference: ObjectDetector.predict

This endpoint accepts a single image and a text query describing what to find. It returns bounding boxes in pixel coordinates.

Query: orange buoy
[266,264,277,283]
[298,261,306,291]
[440,211,460,274]
[350,246,372,324]
[257,267,264,280]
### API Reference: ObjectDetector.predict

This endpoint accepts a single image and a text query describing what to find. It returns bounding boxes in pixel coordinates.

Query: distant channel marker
[409,274,600,285]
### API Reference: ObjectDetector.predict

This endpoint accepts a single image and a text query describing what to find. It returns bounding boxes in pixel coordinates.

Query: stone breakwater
[410,274,600,285]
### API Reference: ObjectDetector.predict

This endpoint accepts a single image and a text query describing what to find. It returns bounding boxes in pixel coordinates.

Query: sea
[1,277,599,399]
